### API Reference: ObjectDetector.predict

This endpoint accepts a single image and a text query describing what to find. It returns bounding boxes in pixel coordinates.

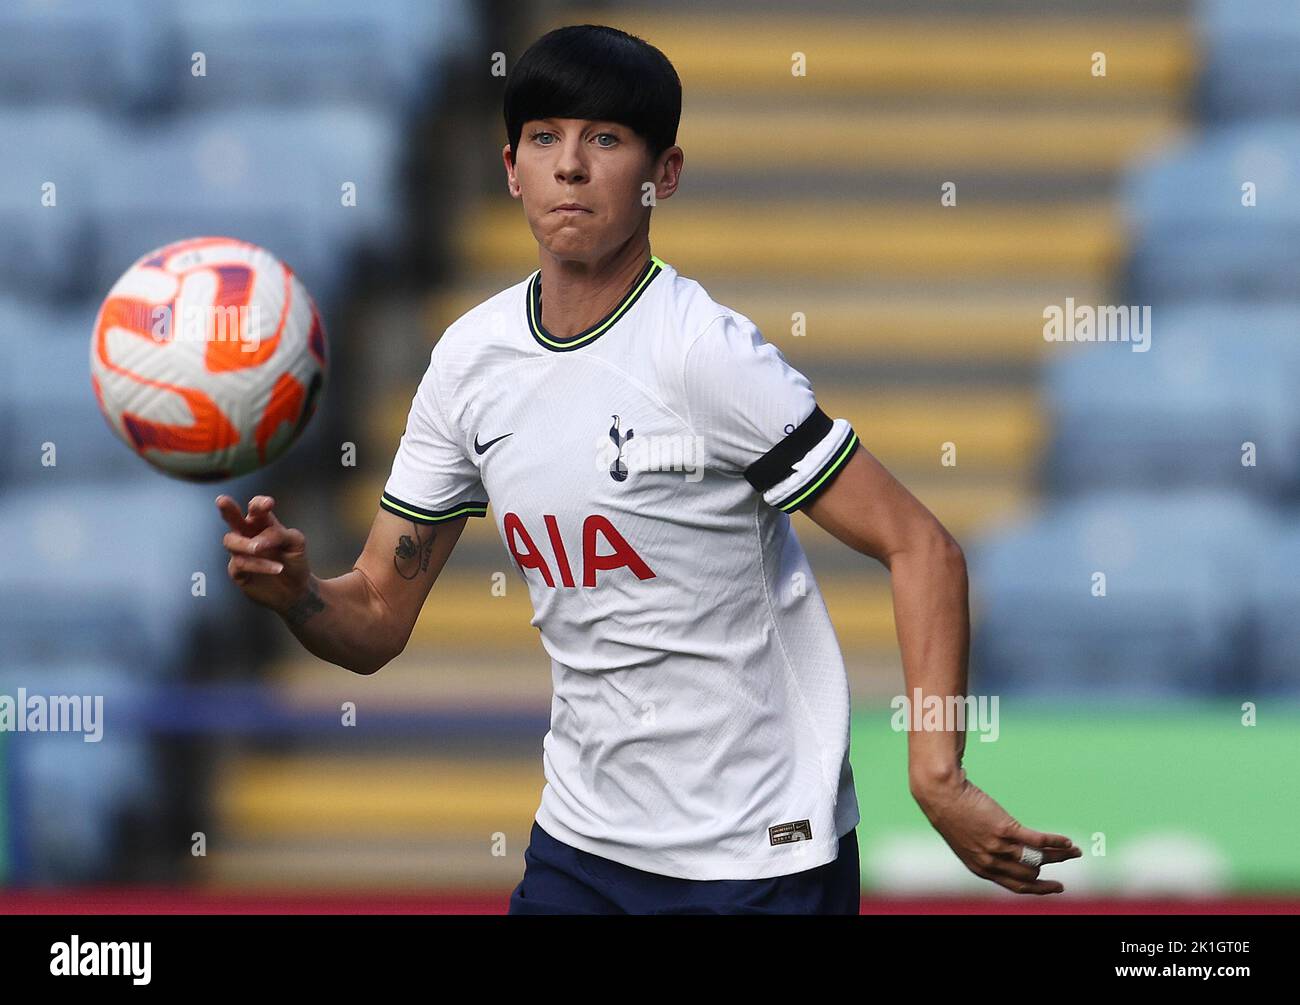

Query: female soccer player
[218,23,1080,915]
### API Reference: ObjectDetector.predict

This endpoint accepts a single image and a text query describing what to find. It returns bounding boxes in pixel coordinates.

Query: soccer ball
[90,236,327,481]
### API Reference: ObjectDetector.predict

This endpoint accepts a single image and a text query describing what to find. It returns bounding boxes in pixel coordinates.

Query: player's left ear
[648,144,684,202]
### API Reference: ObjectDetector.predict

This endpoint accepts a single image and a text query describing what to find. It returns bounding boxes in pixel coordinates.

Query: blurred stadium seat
[1196,0,1300,121]
[969,490,1279,697]
[0,303,133,485]
[92,107,403,307]
[1042,305,1300,499]
[1254,523,1300,694]
[161,0,474,114]
[0,663,157,884]
[0,0,473,116]
[0,106,403,309]
[0,0,164,111]
[0,109,103,300]
[0,480,238,677]
[1122,120,1300,301]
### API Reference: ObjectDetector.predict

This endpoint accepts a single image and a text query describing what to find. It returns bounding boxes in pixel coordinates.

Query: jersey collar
[526,255,665,352]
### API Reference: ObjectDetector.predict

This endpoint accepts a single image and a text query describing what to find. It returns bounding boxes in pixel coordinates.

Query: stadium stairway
[198,1,1197,891]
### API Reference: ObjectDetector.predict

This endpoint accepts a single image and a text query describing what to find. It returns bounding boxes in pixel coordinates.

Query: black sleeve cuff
[380,491,489,524]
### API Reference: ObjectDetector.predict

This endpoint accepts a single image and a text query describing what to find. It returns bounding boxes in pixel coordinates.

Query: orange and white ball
[90,237,327,480]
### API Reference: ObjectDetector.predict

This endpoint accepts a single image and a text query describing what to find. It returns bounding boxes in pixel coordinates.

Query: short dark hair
[504,24,682,164]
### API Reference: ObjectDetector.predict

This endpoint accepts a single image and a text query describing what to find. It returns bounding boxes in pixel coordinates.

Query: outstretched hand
[216,494,312,614]
[911,769,1081,894]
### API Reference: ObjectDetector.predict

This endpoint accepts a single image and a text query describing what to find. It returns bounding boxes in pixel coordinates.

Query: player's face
[506,118,660,264]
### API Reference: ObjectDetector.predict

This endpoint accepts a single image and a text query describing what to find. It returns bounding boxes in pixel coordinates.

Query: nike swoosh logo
[474,432,513,455]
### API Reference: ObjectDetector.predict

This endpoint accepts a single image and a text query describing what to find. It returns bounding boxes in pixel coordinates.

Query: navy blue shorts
[508,821,860,915]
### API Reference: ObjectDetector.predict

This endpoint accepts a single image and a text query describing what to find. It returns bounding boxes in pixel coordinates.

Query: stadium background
[1,0,1297,913]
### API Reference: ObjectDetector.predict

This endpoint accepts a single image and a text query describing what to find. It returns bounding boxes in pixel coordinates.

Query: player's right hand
[217,494,313,614]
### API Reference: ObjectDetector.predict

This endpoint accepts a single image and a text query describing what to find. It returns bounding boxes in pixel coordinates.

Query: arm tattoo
[283,581,326,629]
[394,521,437,581]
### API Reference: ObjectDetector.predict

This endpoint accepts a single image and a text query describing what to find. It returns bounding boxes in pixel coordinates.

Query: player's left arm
[802,446,1082,894]
[802,446,967,786]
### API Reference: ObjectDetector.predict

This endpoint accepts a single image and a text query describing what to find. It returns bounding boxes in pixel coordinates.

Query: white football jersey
[382,256,861,880]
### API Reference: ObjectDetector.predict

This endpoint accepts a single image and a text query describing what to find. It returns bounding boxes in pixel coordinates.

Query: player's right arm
[218,494,468,675]
[225,338,487,673]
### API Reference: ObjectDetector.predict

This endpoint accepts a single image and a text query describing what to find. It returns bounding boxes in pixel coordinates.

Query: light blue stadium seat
[1197,0,1300,121]
[1122,121,1300,302]
[0,299,134,485]
[0,662,157,883]
[0,0,164,110]
[157,0,473,114]
[0,109,106,300]
[1256,519,1300,693]
[0,480,238,677]
[0,1,472,114]
[91,118,334,308]
[92,107,402,308]
[1043,305,1300,499]
[968,490,1278,697]
[0,104,401,306]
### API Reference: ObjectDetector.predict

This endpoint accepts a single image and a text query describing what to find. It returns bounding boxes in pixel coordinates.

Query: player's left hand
[910,769,1082,894]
